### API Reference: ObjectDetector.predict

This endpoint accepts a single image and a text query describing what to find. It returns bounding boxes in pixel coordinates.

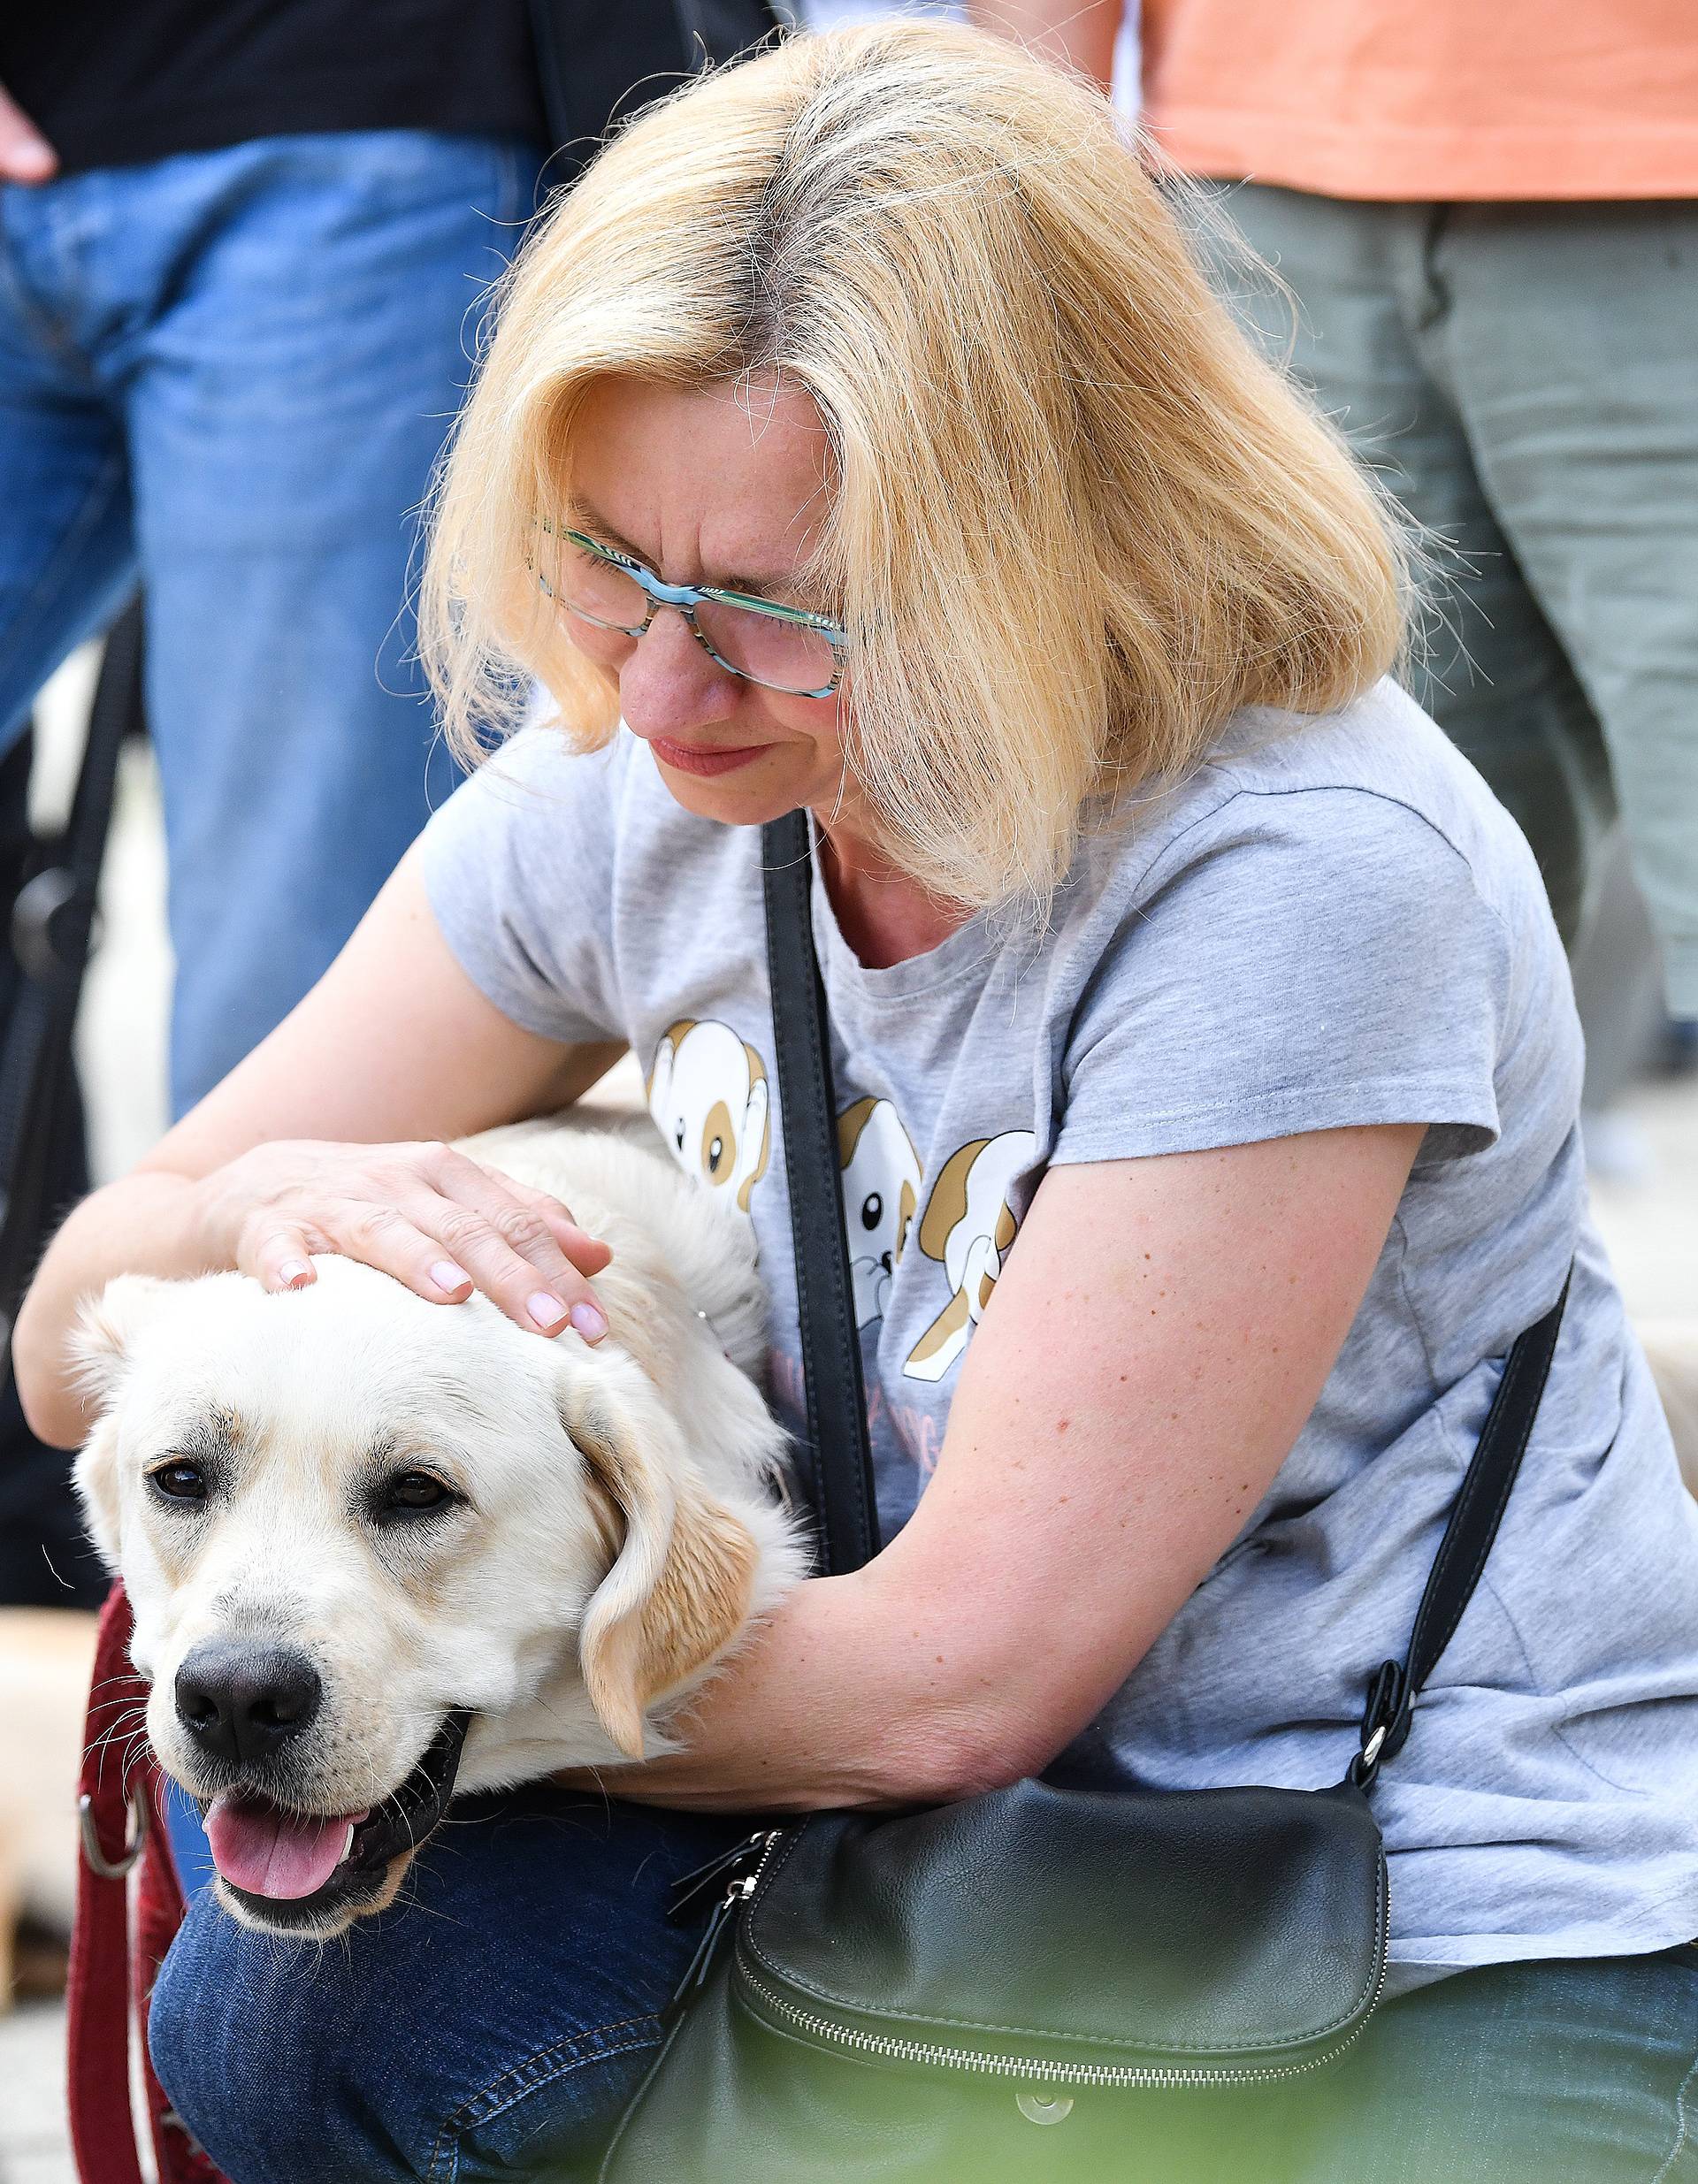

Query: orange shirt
[1138,0,1698,202]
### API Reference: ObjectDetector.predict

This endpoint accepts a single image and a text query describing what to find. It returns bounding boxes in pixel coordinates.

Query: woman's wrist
[14,1168,221,1446]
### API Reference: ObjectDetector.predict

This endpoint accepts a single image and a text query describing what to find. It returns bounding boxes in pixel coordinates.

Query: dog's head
[73,1257,793,1936]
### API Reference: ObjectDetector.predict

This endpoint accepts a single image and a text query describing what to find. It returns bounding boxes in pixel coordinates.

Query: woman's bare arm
[564,1120,1424,1810]
[966,1,1122,94]
[14,847,623,1447]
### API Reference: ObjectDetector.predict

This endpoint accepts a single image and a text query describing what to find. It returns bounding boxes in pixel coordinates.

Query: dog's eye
[380,1471,455,1516]
[149,1461,208,1503]
[860,1192,883,1232]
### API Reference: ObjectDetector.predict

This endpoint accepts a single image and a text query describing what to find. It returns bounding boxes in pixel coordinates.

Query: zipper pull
[667,1828,780,1923]
[670,1874,753,2006]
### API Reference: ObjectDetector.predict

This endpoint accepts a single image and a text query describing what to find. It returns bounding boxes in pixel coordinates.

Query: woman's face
[565,374,853,831]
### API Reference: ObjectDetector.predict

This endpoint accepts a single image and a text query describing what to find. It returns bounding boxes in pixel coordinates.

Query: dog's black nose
[174,1641,322,1768]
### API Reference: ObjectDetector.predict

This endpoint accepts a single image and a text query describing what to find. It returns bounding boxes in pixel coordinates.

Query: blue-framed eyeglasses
[537,524,847,699]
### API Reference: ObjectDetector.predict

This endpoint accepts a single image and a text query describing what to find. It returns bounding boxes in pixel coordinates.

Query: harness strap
[69,1584,226,2184]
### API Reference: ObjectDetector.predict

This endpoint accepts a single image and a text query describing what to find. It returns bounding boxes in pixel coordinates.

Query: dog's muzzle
[200,1708,472,1931]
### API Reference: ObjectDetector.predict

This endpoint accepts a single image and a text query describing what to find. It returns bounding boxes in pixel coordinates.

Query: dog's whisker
[86,1710,151,1760]
[86,1700,150,1739]
[87,1687,151,1712]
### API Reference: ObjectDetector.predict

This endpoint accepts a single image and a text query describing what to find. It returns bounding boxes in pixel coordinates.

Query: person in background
[0,5,548,1118]
[969,0,1698,1034]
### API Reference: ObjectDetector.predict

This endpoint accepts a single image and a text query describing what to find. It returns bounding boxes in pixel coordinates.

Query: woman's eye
[149,1462,207,1503]
[382,1471,454,1515]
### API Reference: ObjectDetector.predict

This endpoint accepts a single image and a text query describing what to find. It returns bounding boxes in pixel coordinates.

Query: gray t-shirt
[421,676,1698,1992]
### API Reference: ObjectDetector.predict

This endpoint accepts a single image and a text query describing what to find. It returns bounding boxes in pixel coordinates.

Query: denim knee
[149,1890,668,2184]
[147,1791,739,2182]
[149,1890,409,2184]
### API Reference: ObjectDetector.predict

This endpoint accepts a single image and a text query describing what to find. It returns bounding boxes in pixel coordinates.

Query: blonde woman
[18,23,1698,2180]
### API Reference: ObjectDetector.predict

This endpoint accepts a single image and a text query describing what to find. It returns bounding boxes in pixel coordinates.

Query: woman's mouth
[648,736,768,778]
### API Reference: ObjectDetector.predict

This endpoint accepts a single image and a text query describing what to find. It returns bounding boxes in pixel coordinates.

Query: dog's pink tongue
[204,1793,362,1900]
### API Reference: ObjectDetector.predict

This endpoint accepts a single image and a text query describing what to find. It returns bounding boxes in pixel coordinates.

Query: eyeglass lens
[554,537,836,694]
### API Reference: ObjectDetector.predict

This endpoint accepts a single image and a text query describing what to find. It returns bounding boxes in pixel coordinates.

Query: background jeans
[149,1783,1698,2184]
[0,128,539,1114]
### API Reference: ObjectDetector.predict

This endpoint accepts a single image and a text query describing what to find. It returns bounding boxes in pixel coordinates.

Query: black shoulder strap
[1352,1269,1570,1786]
[761,813,880,1577]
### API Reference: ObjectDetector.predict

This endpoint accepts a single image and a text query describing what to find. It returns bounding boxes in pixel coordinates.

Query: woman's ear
[562,1378,758,1760]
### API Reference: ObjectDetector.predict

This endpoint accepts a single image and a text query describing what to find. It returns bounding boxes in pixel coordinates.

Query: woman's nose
[617,605,739,735]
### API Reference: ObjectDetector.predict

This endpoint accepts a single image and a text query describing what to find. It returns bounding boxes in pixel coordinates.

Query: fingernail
[528,1291,570,1332]
[278,1258,312,1288]
[430,1260,471,1295]
[570,1301,608,1342]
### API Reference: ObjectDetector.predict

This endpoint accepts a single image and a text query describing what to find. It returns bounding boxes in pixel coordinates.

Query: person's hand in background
[0,80,57,182]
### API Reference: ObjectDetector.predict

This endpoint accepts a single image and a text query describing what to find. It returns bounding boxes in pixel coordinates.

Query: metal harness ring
[78,1786,149,1879]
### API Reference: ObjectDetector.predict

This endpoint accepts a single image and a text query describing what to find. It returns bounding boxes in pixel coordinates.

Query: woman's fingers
[419,1195,609,1338]
[514,1188,615,1276]
[249,1224,321,1293]
[421,1148,614,1282]
[232,1143,614,1342]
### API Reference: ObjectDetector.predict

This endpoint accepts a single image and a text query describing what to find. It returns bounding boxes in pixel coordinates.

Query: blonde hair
[423,19,1405,912]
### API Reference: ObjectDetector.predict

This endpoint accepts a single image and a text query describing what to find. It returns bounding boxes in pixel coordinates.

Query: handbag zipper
[733,1935,1388,2092]
[669,1829,786,2004]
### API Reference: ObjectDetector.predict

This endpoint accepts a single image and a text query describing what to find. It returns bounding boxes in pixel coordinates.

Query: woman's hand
[14,852,631,1449]
[0,81,57,183]
[198,1137,614,1339]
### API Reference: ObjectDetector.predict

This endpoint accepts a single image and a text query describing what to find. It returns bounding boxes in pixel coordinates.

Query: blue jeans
[150,1783,1698,2183]
[0,129,539,1113]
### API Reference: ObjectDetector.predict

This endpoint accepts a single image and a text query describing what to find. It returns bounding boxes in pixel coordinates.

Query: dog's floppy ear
[564,1381,758,1761]
[69,1275,172,1568]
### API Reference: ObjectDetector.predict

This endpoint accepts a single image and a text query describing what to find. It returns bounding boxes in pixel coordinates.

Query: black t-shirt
[0,0,548,175]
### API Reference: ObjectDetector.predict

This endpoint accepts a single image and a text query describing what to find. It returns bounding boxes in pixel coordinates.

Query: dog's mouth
[200,1709,470,1928]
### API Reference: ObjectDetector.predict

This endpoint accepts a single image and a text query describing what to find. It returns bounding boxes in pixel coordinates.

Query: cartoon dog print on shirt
[646,1019,770,1213]
[837,1097,922,1329]
[903,1130,1036,1382]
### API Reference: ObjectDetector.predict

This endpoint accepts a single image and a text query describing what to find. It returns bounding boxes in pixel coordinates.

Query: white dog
[72,1123,807,1939]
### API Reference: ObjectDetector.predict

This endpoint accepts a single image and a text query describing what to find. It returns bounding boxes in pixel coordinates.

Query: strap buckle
[78,1786,149,1879]
[1349,1657,1411,1791]
[12,862,94,983]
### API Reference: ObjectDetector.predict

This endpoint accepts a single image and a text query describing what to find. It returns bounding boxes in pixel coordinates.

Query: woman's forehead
[568,375,834,590]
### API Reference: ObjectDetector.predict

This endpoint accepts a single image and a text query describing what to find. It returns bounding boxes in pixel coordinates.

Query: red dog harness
[68,1584,227,2184]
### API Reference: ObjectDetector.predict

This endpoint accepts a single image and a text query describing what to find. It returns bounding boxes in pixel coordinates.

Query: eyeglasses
[537,524,847,699]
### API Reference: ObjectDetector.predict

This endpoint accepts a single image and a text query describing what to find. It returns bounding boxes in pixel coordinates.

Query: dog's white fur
[72,1122,807,1928]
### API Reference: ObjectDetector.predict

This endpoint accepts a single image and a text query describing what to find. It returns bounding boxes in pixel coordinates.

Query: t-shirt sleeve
[417,728,623,1046]
[1050,788,1511,1167]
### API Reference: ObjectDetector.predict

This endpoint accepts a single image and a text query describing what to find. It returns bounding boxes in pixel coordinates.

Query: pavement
[0,2003,72,2184]
[3,681,1693,2184]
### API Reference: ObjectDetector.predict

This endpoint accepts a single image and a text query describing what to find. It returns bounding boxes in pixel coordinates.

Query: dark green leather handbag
[599,812,1569,2183]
